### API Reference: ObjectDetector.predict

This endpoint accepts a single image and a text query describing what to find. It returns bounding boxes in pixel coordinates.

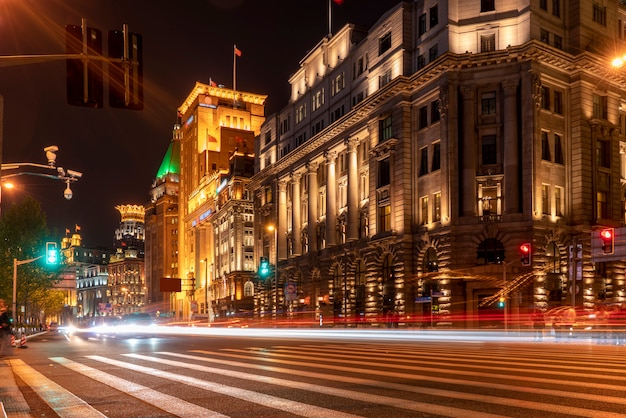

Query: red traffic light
[600,229,613,240]
[520,242,532,266]
[520,243,531,253]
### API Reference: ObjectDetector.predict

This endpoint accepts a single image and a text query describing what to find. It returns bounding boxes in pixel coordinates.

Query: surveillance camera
[44,145,59,153]
[64,185,73,200]
[67,169,83,179]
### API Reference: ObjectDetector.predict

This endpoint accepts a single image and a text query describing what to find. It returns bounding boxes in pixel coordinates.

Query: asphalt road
[4,328,626,417]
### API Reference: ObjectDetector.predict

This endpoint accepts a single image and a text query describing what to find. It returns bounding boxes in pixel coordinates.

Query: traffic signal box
[519,242,532,266]
[259,257,270,278]
[601,228,615,254]
[66,22,143,110]
[45,242,59,265]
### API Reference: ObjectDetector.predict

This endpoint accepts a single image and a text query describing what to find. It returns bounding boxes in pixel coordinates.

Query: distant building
[108,205,146,316]
[60,232,112,321]
[145,124,181,316]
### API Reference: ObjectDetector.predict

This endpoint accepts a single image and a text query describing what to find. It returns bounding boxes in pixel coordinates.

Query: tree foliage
[0,196,59,321]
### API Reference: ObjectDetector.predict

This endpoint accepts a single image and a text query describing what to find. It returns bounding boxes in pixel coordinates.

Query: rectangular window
[379,115,393,142]
[552,0,560,17]
[553,34,562,50]
[554,90,562,114]
[379,69,392,88]
[419,147,428,176]
[419,106,428,129]
[421,196,429,225]
[431,100,440,123]
[540,0,547,10]
[597,139,611,168]
[541,131,551,161]
[433,192,441,222]
[593,2,606,26]
[417,54,426,70]
[541,86,550,110]
[312,88,325,111]
[378,157,390,187]
[481,0,495,12]
[430,5,438,28]
[481,91,496,115]
[429,45,438,62]
[593,94,608,119]
[418,14,427,36]
[379,32,392,55]
[480,34,496,52]
[482,135,497,165]
[432,142,441,171]
[379,204,391,232]
[554,134,564,164]
[597,191,608,219]
[264,132,271,145]
[555,186,563,217]
[541,29,549,44]
[542,184,550,215]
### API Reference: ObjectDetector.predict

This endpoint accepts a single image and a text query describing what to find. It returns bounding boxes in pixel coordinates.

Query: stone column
[346,138,359,241]
[503,79,519,214]
[460,85,476,216]
[277,179,288,260]
[291,172,302,255]
[307,162,319,253]
[325,151,337,247]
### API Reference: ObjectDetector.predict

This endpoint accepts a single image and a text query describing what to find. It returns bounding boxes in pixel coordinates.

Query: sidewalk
[0,358,33,418]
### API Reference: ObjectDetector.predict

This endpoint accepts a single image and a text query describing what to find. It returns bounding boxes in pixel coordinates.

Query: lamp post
[202,257,212,324]
[267,225,278,318]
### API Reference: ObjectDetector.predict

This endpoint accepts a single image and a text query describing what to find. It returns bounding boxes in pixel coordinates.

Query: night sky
[0,0,400,248]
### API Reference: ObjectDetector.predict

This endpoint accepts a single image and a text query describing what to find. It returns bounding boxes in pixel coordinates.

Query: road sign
[415,296,431,303]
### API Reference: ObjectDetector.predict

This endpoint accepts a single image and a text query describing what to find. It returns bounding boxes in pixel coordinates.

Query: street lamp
[267,225,278,318]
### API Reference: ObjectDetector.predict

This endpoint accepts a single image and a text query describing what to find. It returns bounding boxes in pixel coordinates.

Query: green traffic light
[259,257,270,278]
[45,242,59,265]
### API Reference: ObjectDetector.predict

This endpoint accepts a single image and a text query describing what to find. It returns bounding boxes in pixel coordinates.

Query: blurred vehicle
[545,306,595,338]
[118,312,157,338]
[48,321,59,332]
[72,316,121,339]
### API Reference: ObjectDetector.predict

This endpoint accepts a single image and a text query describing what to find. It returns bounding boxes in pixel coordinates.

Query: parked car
[48,321,59,332]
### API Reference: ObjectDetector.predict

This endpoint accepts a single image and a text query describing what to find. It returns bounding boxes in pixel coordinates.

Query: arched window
[244,281,254,297]
[423,247,439,272]
[382,254,395,313]
[477,238,505,264]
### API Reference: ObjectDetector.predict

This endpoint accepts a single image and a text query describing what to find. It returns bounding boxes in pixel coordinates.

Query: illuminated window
[433,192,441,222]
[421,196,429,225]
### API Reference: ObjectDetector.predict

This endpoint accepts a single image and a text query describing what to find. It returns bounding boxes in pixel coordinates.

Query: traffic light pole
[12,255,44,326]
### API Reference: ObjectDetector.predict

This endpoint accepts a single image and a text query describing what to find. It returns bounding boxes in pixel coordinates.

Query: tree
[0,196,57,323]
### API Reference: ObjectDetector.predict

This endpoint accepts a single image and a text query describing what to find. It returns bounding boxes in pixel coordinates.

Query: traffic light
[601,228,614,254]
[498,297,505,308]
[65,24,103,108]
[520,242,532,266]
[45,242,59,265]
[108,28,144,110]
[259,257,270,278]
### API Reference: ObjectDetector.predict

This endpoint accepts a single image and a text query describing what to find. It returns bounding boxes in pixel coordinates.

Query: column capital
[324,150,338,163]
[306,161,319,172]
[460,85,475,100]
[345,137,359,152]
[502,79,519,96]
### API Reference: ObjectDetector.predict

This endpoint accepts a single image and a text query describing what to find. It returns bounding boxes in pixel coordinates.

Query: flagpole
[328,0,332,37]
[233,44,237,104]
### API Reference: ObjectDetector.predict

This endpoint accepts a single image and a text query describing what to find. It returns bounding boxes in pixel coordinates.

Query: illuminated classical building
[108,204,146,315]
[145,124,181,315]
[175,82,266,321]
[251,0,626,326]
[59,230,112,321]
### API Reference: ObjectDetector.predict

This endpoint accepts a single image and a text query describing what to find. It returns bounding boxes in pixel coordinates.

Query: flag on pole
[75,224,81,232]
[234,46,242,57]
[65,228,70,235]
[333,0,344,4]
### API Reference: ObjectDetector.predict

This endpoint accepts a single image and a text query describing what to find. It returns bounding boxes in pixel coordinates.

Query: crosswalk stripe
[257,346,626,391]
[86,355,360,418]
[123,352,506,418]
[8,359,106,418]
[209,348,626,406]
[49,357,227,418]
[288,346,626,381]
[186,349,626,417]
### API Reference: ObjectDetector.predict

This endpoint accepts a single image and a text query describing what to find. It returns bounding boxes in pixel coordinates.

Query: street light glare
[267,225,276,232]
